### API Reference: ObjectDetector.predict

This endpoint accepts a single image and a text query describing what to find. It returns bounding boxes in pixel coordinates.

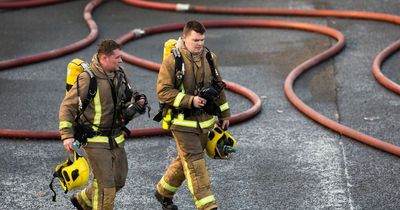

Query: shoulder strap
[172,48,184,87]
[75,64,97,122]
[205,47,219,79]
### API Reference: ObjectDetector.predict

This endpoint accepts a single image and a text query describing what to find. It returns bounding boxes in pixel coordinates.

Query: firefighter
[155,20,230,210]
[59,39,147,210]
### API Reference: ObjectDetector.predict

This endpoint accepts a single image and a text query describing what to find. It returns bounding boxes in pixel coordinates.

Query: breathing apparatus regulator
[206,125,237,159]
[49,151,90,202]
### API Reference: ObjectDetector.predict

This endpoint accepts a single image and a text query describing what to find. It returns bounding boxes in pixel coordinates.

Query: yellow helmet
[54,151,89,192]
[206,126,237,159]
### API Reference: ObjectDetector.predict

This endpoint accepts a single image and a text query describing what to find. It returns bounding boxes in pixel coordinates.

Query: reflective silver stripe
[160,177,179,193]
[80,189,92,207]
[173,92,185,108]
[195,195,216,208]
[59,121,72,129]
[172,115,215,128]
[219,102,229,112]
[87,134,125,144]
[92,88,101,131]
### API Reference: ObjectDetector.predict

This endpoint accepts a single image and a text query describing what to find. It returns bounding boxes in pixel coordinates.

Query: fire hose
[2,0,400,158]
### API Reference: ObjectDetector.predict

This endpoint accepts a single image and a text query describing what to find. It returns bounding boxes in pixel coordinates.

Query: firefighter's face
[100,49,123,72]
[183,30,205,54]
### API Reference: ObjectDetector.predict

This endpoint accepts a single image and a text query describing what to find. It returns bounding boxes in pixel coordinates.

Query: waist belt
[173,108,205,117]
[91,128,121,137]
[87,134,125,144]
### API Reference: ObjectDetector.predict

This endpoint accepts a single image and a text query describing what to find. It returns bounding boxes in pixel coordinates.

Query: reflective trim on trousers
[182,159,195,196]
[87,134,125,144]
[81,189,92,208]
[160,177,179,193]
[93,179,99,210]
[195,195,216,209]
[59,121,72,129]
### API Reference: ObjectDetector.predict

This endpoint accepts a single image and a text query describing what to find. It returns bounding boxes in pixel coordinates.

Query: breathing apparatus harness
[153,47,226,127]
[73,65,149,147]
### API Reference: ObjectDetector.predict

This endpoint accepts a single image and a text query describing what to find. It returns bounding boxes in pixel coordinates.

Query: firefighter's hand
[63,138,74,153]
[137,98,145,107]
[135,94,147,107]
[218,119,230,130]
[193,96,207,108]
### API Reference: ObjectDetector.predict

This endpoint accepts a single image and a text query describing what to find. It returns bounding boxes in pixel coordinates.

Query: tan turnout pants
[156,130,217,210]
[75,145,128,210]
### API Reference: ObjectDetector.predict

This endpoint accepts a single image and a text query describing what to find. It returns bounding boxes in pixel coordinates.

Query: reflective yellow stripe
[160,177,179,193]
[199,117,216,128]
[80,189,92,207]
[87,134,125,144]
[59,121,72,129]
[93,179,98,210]
[219,102,229,112]
[115,134,125,144]
[173,92,185,107]
[172,115,215,129]
[92,89,101,131]
[195,195,216,208]
[183,159,194,196]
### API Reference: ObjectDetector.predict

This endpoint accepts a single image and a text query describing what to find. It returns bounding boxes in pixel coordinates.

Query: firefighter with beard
[59,39,148,210]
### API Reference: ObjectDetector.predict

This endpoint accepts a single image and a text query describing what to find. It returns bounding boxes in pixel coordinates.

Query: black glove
[199,85,222,116]
[135,94,151,117]
[123,102,145,123]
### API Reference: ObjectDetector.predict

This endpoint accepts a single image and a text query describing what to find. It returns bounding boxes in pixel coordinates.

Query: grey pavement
[1,0,400,209]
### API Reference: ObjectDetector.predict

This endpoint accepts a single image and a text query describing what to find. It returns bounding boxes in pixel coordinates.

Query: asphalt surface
[1,0,400,209]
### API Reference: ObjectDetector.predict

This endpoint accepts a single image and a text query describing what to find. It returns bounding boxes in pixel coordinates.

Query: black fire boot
[155,190,178,210]
[70,194,84,210]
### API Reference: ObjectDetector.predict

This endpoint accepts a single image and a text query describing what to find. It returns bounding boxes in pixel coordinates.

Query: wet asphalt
[1,0,400,209]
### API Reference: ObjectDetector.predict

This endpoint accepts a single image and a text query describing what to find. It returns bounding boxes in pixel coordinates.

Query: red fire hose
[0,0,64,9]
[2,0,400,159]
[0,0,101,70]
[121,0,400,156]
[122,0,400,96]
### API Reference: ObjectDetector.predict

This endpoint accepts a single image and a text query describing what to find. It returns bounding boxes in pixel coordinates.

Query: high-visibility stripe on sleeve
[173,92,185,108]
[195,195,216,208]
[59,121,73,129]
[159,177,179,193]
[219,102,229,112]
[92,89,101,131]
